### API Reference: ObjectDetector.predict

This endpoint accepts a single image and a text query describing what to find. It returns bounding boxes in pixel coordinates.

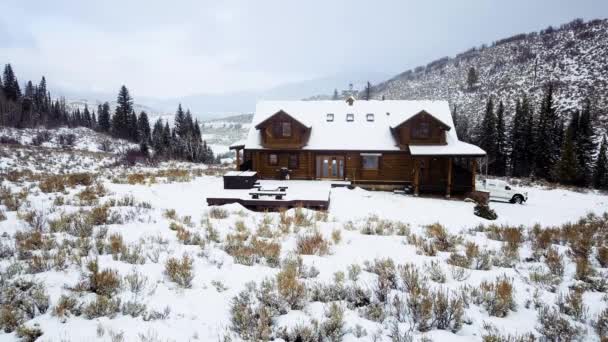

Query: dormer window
[346,113,354,122]
[326,113,334,122]
[366,113,374,122]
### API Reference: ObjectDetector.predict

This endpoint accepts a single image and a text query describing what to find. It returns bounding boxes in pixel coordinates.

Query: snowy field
[1,148,608,341]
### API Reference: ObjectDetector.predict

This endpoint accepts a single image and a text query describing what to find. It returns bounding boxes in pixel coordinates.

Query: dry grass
[277,259,306,310]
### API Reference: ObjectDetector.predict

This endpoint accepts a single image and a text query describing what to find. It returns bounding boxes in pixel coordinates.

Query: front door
[316,155,345,179]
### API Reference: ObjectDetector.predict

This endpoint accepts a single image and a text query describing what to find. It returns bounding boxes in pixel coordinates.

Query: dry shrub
[52,295,81,321]
[557,288,587,322]
[88,205,110,225]
[425,223,457,252]
[224,233,281,267]
[575,257,592,281]
[208,207,229,219]
[39,175,66,193]
[296,231,329,256]
[365,258,397,303]
[83,295,121,319]
[595,308,608,339]
[476,275,516,317]
[127,173,146,185]
[545,247,564,277]
[0,279,49,333]
[77,186,99,206]
[165,254,194,288]
[15,323,43,341]
[0,187,21,211]
[107,233,125,257]
[277,259,306,310]
[331,229,342,244]
[536,305,584,342]
[67,173,94,187]
[77,259,122,296]
[230,282,276,341]
[163,209,177,220]
[597,246,608,268]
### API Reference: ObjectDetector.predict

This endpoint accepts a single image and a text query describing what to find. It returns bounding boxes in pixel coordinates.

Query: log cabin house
[230,98,485,197]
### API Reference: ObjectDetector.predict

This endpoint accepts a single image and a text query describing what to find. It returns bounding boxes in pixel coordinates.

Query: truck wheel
[511,195,524,204]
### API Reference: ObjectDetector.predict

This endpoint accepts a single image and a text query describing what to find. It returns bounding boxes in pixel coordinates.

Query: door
[316,155,345,179]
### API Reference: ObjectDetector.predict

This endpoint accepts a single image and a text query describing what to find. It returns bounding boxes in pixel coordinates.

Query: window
[281,122,292,137]
[366,113,374,122]
[326,113,334,122]
[346,113,354,122]
[288,154,299,169]
[412,122,430,139]
[268,154,278,166]
[361,154,380,170]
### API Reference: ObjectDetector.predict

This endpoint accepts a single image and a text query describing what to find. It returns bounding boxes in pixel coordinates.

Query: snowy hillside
[200,114,252,155]
[370,18,608,129]
[1,145,608,341]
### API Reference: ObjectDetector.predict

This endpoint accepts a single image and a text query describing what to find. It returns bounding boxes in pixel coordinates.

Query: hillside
[370,18,608,130]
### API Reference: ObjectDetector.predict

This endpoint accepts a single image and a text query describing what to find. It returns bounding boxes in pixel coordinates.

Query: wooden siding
[397,112,447,145]
[258,112,309,148]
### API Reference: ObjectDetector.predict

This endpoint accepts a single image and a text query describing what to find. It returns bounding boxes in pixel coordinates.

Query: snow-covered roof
[245,99,485,155]
[409,134,485,156]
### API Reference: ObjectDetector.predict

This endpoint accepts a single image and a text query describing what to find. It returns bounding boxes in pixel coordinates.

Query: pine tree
[466,67,478,90]
[521,96,535,177]
[575,100,595,186]
[174,104,186,138]
[2,64,21,101]
[151,118,164,154]
[128,110,139,142]
[364,81,372,100]
[593,135,608,189]
[332,88,339,100]
[555,115,579,184]
[495,101,507,176]
[112,85,133,139]
[137,111,151,144]
[533,83,561,180]
[83,104,92,128]
[478,97,498,174]
[98,102,111,132]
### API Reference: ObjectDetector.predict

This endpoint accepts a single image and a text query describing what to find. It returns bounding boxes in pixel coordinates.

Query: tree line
[454,83,608,190]
[0,63,214,164]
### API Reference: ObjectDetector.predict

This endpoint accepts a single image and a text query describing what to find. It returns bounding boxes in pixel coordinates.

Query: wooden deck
[206,180,348,211]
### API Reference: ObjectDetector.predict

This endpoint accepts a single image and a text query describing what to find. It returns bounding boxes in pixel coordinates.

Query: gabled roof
[391,110,451,131]
[245,100,485,155]
[253,109,312,130]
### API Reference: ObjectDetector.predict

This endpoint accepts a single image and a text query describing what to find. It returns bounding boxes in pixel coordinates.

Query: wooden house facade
[231,98,485,197]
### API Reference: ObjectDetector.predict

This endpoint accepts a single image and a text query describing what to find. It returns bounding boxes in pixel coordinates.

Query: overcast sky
[2,0,607,99]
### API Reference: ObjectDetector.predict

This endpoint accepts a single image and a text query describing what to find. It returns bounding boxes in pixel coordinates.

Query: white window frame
[346,113,354,122]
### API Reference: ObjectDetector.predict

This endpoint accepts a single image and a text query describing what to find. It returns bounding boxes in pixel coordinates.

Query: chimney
[346,96,355,106]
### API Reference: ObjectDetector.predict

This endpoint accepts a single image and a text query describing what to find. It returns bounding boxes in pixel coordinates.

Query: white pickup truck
[476,179,528,204]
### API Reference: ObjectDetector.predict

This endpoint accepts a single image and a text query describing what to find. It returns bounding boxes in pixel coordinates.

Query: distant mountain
[334,18,608,132]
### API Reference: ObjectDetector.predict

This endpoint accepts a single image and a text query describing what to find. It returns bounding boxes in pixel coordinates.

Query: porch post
[235,148,241,170]
[413,158,420,196]
[446,157,452,198]
[471,158,477,191]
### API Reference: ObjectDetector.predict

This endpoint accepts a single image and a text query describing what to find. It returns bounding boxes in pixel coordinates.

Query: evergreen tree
[151,119,164,151]
[478,97,498,174]
[364,81,372,101]
[112,85,133,139]
[137,111,151,144]
[554,115,579,184]
[533,83,561,180]
[98,102,111,132]
[174,104,186,138]
[332,88,339,100]
[593,135,608,189]
[128,110,139,142]
[2,64,21,101]
[495,101,507,176]
[83,104,92,127]
[466,67,478,90]
[575,100,595,186]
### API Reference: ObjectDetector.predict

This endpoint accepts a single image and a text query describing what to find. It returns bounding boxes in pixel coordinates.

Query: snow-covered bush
[474,203,497,220]
[83,295,121,319]
[474,275,516,317]
[164,254,194,288]
[536,305,584,341]
[0,279,49,333]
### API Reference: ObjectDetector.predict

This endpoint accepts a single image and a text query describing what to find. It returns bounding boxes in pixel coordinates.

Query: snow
[2,145,608,341]
[246,100,484,155]
[409,134,485,156]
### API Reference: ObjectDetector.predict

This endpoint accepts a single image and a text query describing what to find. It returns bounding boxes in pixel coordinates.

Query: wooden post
[471,158,477,191]
[413,159,420,196]
[446,157,452,198]
[235,149,241,170]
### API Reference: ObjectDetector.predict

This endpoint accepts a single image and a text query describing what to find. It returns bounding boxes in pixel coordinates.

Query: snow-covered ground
[1,147,607,341]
